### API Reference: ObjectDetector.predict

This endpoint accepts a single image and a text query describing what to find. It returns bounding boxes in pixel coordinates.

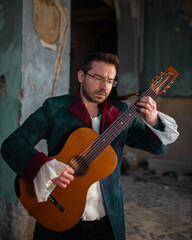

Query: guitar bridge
[48,194,65,213]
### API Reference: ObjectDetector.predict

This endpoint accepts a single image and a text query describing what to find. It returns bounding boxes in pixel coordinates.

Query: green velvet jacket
[1,92,167,240]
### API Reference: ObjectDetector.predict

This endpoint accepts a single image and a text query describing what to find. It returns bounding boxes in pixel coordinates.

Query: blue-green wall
[0,0,71,203]
[0,0,22,202]
[117,0,139,96]
[142,1,192,97]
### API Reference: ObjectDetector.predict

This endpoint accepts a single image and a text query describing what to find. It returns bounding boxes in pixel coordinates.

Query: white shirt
[81,116,106,220]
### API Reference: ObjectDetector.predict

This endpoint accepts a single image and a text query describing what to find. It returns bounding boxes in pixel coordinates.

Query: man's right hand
[52,166,75,188]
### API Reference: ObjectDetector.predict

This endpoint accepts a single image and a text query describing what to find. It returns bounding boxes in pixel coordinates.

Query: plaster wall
[0,0,71,239]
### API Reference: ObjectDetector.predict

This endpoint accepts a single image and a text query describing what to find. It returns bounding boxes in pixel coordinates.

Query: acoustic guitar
[16,67,178,231]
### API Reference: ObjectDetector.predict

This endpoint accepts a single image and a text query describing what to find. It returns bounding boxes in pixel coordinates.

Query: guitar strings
[64,86,157,177]
[53,86,158,197]
[65,87,156,178]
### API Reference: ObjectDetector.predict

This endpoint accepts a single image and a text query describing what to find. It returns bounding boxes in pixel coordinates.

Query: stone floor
[121,169,192,240]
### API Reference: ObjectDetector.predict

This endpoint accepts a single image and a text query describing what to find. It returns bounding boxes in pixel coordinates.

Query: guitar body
[18,127,117,231]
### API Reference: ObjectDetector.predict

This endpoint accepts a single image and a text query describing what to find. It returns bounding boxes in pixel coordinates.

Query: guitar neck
[86,87,157,162]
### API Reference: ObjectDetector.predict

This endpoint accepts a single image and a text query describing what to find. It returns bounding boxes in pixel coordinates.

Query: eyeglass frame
[85,72,118,87]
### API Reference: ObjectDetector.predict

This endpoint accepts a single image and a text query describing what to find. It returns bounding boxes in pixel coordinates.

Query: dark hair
[80,52,119,73]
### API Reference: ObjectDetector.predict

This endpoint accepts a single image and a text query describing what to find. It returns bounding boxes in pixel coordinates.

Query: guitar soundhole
[68,156,88,176]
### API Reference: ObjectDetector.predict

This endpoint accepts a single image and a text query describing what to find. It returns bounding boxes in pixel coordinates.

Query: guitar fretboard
[85,87,157,163]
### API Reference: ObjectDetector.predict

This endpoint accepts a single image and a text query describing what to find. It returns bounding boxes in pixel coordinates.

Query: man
[1,52,179,240]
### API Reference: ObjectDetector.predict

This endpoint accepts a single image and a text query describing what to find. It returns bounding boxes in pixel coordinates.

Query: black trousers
[33,216,115,240]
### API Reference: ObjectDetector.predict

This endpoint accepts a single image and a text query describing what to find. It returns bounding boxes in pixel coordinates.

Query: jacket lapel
[68,92,121,132]
[99,100,121,133]
[68,92,92,128]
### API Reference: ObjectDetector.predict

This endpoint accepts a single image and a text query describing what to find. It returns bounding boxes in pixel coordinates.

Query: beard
[81,80,108,104]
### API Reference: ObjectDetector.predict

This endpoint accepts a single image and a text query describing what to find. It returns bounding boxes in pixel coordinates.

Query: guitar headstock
[150,67,178,95]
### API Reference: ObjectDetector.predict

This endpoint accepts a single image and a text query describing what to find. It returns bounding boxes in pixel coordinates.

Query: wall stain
[0,75,6,96]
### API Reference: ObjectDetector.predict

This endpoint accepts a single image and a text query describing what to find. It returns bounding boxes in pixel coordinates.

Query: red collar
[68,92,121,133]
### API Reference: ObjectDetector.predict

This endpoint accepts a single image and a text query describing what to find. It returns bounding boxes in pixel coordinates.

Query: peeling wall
[22,0,71,121]
[0,0,71,239]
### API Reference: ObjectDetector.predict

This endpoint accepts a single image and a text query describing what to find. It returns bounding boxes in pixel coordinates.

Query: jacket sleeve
[125,116,168,155]
[1,99,53,180]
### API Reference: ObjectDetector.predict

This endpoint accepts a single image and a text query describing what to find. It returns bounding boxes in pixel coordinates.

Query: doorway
[70,0,117,95]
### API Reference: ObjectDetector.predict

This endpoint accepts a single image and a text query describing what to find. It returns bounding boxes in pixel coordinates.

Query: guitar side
[18,127,117,231]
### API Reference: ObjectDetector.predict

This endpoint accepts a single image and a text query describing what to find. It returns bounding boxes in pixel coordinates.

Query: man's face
[78,61,117,104]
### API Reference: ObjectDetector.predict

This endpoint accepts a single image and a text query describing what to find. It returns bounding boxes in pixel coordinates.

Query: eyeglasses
[86,72,117,87]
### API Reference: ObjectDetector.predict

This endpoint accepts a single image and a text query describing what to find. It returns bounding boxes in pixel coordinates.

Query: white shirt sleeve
[141,111,179,145]
[33,159,67,202]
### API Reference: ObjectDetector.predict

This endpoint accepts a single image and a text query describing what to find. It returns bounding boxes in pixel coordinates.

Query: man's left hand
[137,96,158,127]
